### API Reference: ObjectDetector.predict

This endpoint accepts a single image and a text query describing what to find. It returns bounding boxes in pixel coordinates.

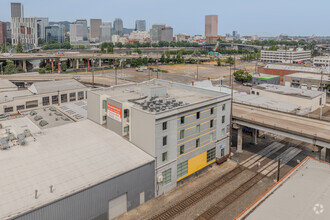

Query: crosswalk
[240,141,302,177]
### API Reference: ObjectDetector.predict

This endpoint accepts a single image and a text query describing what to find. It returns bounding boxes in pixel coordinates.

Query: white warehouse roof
[239,157,330,220]
[28,79,87,94]
[0,118,154,219]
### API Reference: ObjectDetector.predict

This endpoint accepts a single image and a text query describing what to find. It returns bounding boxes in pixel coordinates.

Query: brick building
[0,21,7,44]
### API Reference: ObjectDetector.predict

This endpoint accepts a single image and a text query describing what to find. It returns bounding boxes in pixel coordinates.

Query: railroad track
[196,139,303,220]
[149,138,301,220]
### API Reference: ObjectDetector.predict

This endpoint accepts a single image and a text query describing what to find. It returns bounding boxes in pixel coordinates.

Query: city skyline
[1,0,330,36]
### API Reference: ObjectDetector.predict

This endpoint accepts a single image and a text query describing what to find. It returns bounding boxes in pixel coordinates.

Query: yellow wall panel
[188,152,207,175]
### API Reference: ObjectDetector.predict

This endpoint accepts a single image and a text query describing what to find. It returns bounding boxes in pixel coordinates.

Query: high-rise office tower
[36,17,49,40]
[135,20,146,31]
[205,15,218,37]
[100,22,112,42]
[113,18,123,36]
[75,19,88,41]
[45,25,64,43]
[151,24,165,42]
[11,2,24,18]
[0,21,7,44]
[90,19,102,42]
[161,27,173,42]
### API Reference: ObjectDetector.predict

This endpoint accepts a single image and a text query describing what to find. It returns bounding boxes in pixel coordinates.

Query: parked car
[243,82,252,87]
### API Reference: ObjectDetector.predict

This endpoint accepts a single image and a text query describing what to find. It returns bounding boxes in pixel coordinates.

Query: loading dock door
[108,193,127,220]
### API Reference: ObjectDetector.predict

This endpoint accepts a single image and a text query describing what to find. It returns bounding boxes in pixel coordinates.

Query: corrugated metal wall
[15,162,155,220]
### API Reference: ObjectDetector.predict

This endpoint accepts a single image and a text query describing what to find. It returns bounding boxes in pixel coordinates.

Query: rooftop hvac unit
[17,133,26,146]
[6,128,10,134]
[157,175,163,183]
[0,137,10,150]
[7,133,15,141]
[24,129,31,137]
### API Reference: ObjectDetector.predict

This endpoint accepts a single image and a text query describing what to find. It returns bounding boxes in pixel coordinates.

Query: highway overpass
[232,103,330,161]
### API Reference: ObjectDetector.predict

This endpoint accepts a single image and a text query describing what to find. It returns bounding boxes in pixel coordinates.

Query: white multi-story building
[36,17,49,40]
[87,79,231,195]
[128,31,150,42]
[261,49,311,64]
[313,56,330,67]
[11,17,38,46]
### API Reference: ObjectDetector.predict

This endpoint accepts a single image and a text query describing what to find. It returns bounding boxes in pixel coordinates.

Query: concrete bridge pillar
[252,129,258,145]
[76,59,79,69]
[87,59,90,71]
[22,60,27,72]
[99,59,102,68]
[318,146,325,161]
[237,126,243,153]
[326,148,330,163]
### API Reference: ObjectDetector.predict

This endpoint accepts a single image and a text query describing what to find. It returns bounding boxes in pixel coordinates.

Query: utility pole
[114,59,118,85]
[229,59,234,155]
[277,158,281,182]
[196,58,199,80]
[320,69,324,119]
[92,53,95,88]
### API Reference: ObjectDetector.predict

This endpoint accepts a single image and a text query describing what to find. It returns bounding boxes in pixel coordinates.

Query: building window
[180,116,185,124]
[210,119,214,128]
[26,100,38,109]
[163,136,167,146]
[78,91,84,100]
[196,124,200,133]
[16,105,25,111]
[221,128,225,137]
[4,107,13,113]
[162,121,167,130]
[70,92,76,101]
[124,109,129,118]
[124,126,129,133]
[42,96,50,106]
[177,161,188,178]
[221,148,225,157]
[257,92,259,96]
[222,104,226,111]
[61,94,67,103]
[210,132,214,141]
[162,168,172,185]
[196,138,200,148]
[162,152,167,162]
[180,145,185,155]
[207,148,216,163]
[210,107,214,115]
[52,95,58,104]
[102,100,107,109]
[103,115,107,121]
[251,91,255,95]
[180,130,184,139]
[222,115,225,124]
[196,112,200,119]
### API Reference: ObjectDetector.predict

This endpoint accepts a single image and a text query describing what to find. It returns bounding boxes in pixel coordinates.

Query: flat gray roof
[28,79,87,94]
[0,79,17,90]
[241,157,330,220]
[0,118,154,219]
[285,72,330,81]
[0,90,32,104]
[254,84,325,99]
[92,79,230,114]
[234,93,299,113]
[263,64,330,74]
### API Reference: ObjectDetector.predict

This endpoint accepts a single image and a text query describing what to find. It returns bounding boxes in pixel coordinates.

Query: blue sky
[0,0,329,36]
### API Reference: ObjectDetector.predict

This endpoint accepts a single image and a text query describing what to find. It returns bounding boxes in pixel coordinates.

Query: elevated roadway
[232,103,330,158]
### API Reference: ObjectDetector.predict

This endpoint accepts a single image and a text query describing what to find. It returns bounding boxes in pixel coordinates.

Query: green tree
[61,62,67,72]
[142,57,148,66]
[137,57,143,66]
[38,68,46,74]
[1,44,5,53]
[226,56,235,65]
[217,58,221,66]
[160,54,165,63]
[107,45,114,54]
[116,42,123,48]
[4,60,17,74]
[327,84,330,92]
[133,48,142,54]
[16,36,23,53]
[100,43,105,53]
[233,70,252,83]
[268,45,279,51]
[45,63,52,72]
